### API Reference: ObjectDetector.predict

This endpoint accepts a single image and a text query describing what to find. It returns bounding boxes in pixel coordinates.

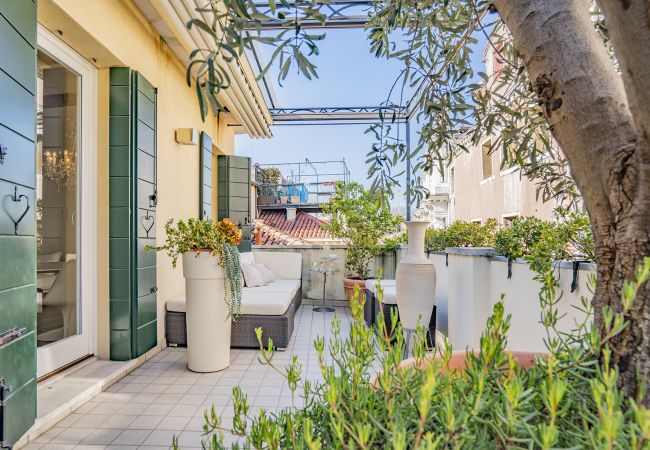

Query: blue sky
[235,28,487,211]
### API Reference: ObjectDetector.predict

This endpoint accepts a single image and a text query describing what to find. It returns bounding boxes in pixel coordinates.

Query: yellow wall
[39,0,236,358]
[450,143,555,224]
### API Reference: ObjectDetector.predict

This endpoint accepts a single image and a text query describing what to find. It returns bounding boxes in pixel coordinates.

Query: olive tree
[187,0,650,402]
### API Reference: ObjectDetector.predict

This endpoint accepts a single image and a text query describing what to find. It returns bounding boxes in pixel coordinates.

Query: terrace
[21,307,351,450]
[2,0,646,448]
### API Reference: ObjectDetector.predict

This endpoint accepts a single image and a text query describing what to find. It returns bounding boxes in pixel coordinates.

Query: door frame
[36,25,97,377]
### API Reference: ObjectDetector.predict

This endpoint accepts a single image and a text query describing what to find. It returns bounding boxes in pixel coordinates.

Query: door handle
[0,145,6,165]
[0,327,27,347]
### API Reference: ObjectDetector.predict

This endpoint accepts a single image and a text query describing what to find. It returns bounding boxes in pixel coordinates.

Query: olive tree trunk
[492,0,650,403]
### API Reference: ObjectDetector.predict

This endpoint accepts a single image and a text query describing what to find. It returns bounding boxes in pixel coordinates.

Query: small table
[311,256,337,312]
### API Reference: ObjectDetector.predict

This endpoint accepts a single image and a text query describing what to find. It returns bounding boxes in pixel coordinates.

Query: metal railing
[255,159,349,208]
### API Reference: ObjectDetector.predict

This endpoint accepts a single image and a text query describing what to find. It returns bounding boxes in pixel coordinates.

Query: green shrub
[424,219,498,251]
[494,213,595,263]
[175,258,650,450]
[321,182,402,279]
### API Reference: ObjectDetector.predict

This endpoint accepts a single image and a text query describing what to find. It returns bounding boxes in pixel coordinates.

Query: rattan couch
[166,251,303,349]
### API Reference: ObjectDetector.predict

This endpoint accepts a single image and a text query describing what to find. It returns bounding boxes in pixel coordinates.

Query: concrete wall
[253,245,399,302]
[437,248,595,352]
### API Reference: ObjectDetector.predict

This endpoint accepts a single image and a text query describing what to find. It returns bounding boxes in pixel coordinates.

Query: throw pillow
[241,263,265,288]
[255,264,277,284]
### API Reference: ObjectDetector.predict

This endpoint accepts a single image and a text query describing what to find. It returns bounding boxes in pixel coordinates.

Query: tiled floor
[24,306,352,450]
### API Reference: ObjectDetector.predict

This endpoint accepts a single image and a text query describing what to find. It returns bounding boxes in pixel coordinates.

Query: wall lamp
[175,128,199,145]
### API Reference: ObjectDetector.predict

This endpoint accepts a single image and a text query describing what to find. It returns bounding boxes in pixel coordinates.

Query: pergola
[246,0,419,219]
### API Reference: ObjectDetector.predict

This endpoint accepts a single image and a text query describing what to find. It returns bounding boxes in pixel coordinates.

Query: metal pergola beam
[270,106,408,122]
[250,0,373,29]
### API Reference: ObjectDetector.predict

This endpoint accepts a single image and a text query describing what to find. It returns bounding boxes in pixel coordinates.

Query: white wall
[434,248,595,352]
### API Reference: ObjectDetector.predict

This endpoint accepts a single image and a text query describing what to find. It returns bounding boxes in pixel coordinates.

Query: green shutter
[217,155,251,252]
[109,68,157,360]
[0,1,37,446]
[199,132,213,219]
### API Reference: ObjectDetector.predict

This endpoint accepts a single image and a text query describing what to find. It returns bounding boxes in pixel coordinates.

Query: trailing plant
[424,218,498,252]
[147,218,243,318]
[321,182,402,279]
[173,258,650,450]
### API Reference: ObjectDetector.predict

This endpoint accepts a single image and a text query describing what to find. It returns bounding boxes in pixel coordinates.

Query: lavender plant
[173,257,650,449]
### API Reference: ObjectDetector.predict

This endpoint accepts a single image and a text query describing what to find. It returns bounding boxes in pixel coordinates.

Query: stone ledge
[445,247,495,257]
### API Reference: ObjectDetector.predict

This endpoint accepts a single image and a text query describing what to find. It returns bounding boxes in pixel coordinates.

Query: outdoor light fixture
[175,128,199,145]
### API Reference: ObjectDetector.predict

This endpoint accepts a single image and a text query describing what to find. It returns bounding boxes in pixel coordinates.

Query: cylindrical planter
[182,251,231,372]
[343,277,366,305]
[396,221,436,329]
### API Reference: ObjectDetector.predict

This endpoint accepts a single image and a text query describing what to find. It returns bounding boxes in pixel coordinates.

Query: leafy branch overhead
[186,0,327,120]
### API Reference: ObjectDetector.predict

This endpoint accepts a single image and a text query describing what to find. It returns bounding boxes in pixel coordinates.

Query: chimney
[286,208,297,221]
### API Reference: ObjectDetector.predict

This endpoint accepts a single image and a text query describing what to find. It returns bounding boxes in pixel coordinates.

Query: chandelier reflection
[43,147,76,189]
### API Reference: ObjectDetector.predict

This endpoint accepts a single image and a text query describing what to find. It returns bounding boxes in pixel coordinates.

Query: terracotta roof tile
[257,209,332,245]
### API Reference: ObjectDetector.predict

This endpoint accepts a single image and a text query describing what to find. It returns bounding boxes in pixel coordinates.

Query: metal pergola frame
[252,0,373,29]
[247,0,416,218]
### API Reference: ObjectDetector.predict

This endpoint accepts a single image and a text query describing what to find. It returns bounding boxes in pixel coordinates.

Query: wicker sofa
[166,251,302,349]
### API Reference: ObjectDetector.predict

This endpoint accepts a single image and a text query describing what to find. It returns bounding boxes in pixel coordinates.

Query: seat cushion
[376,286,397,305]
[245,279,300,295]
[241,289,294,315]
[166,294,186,313]
[366,279,396,295]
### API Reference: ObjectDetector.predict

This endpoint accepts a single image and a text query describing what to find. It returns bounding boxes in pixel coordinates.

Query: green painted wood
[0,126,35,187]
[0,70,35,140]
[217,155,251,251]
[199,132,213,219]
[0,15,36,94]
[0,1,36,48]
[2,378,36,446]
[0,1,37,446]
[109,68,157,360]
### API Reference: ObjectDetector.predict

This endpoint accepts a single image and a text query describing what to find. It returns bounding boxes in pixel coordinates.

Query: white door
[36,26,97,377]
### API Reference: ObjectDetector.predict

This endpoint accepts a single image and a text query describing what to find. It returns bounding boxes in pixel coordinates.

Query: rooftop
[256,209,334,245]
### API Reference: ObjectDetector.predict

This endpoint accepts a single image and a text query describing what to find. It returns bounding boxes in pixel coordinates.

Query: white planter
[396,221,436,329]
[182,251,231,372]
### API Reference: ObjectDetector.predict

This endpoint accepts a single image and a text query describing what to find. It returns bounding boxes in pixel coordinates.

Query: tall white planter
[396,221,436,329]
[182,251,231,372]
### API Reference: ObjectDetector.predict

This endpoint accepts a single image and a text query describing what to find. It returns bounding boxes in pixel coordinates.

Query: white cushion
[166,294,186,313]
[256,264,276,283]
[242,263,265,287]
[376,286,397,305]
[245,279,300,296]
[241,290,293,315]
[38,251,62,263]
[252,252,302,280]
[366,279,396,295]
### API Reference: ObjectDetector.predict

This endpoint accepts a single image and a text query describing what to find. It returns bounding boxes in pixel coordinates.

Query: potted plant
[321,182,402,303]
[256,167,282,206]
[148,218,242,372]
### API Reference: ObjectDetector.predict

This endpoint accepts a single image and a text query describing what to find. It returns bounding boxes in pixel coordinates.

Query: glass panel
[35,50,80,347]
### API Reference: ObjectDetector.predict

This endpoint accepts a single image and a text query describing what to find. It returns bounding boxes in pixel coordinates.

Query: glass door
[36,27,96,377]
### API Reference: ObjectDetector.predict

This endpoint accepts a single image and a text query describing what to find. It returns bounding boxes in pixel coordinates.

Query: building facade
[0,1,270,445]
[416,42,556,226]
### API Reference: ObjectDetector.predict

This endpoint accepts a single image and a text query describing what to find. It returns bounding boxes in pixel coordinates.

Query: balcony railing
[255,159,349,210]
[257,182,336,207]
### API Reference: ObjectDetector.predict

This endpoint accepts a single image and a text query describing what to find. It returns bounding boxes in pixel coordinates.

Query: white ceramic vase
[396,221,436,329]
[182,251,231,372]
